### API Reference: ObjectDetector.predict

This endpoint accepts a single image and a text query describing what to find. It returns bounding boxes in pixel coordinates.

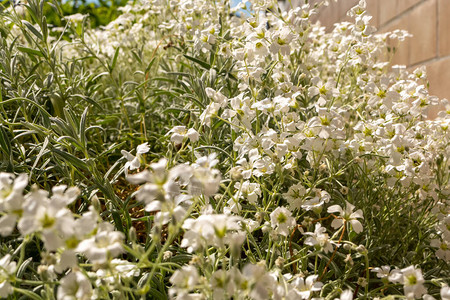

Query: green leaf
[111,210,125,233]
[71,94,102,110]
[109,47,120,72]
[79,106,89,150]
[22,20,43,41]
[16,257,33,278]
[145,56,157,75]
[0,126,11,157]
[13,287,43,300]
[52,148,88,171]
[31,136,50,174]
[183,54,211,70]
[131,50,143,65]
[17,46,44,58]
[42,16,48,42]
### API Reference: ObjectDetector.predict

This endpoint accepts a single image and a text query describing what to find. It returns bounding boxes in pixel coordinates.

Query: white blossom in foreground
[0,173,28,236]
[288,274,323,299]
[0,255,16,298]
[57,270,93,300]
[169,265,201,299]
[335,289,353,300]
[441,285,450,300]
[389,265,427,299]
[76,222,124,265]
[181,213,245,252]
[18,186,80,251]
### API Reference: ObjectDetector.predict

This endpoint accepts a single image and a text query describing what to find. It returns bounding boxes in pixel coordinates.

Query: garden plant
[0,0,449,299]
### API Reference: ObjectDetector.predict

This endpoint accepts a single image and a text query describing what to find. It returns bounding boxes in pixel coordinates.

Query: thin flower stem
[319,223,346,281]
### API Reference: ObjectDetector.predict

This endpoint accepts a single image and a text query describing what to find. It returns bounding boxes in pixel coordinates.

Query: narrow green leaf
[42,16,48,42]
[183,54,211,70]
[111,210,125,233]
[0,126,11,157]
[71,94,102,110]
[22,20,43,41]
[79,106,89,150]
[195,145,234,162]
[16,257,33,278]
[145,56,156,75]
[52,148,88,170]
[109,47,120,72]
[17,46,44,57]
[31,136,49,173]
[131,50,143,65]
[91,72,109,82]
[13,287,43,300]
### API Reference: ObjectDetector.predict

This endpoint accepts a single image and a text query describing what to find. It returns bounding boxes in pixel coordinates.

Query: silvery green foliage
[0,0,449,299]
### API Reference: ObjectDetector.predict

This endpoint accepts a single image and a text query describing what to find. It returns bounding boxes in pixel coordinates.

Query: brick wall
[302,0,450,115]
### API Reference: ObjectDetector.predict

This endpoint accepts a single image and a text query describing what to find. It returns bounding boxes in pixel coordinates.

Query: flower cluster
[0,0,449,298]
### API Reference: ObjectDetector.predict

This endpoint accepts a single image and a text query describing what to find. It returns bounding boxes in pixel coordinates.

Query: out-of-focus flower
[57,271,92,300]
[0,173,28,236]
[0,255,16,298]
[288,274,323,299]
[168,126,200,145]
[181,214,244,252]
[76,222,124,265]
[169,265,200,299]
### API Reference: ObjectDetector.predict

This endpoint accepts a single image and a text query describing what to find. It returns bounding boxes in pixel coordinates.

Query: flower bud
[275,257,285,268]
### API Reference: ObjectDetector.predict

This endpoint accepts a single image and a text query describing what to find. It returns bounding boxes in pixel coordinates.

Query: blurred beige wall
[306,0,450,114]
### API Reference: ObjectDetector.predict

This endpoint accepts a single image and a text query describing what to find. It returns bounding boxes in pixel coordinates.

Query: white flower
[169,265,200,298]
[335,289,353,300]
[18,187,76,251]
[95,259,140,288]
[57,271,92,300]
[389,266,427,300]
[64,13,88,23]
[181,214,244,252]
[283,183,306,211]
[168,126,200,145]
[289,274,323,299]
[190,154,222,197]
[270,27,294,55]
[0,173,28,236]
[76,222,124,265]
[430,238,450,261]
[372,265,398,279]
[441,285,450,300]
[270,207,296,237]
[0,255,16,298]
[234,181,261,205]
[327,201,364,233]
[121,142,149,175]
[241,263,276,300]
[0,173,27,210]
[301,188,331,213]
[304,223,334,253]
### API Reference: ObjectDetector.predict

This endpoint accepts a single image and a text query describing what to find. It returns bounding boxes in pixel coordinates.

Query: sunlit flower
[327,201,364,233]
[270,207,296,237]
[121,143,150,175]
